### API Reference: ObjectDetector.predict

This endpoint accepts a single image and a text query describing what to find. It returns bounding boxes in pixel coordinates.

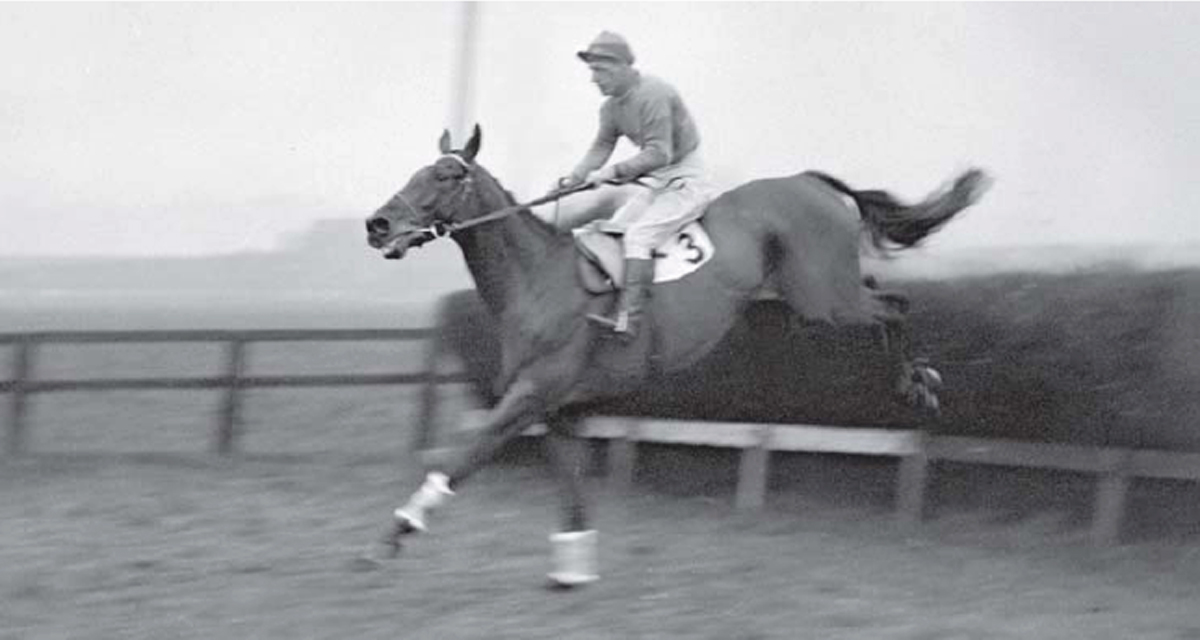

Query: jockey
[557,31,715,341]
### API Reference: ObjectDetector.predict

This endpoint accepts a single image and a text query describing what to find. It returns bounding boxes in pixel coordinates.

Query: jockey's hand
[554,174,584,191]
[584,166,620,187]
[549,174,589,197]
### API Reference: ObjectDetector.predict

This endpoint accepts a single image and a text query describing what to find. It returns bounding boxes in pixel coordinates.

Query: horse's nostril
[368,218,390,235]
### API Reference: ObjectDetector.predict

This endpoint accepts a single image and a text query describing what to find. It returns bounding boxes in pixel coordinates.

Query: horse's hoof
[394,518,420,536]
[543,576,595,592]
[381,533,403,558]
[917,365,943,390]
[381,518,420,558]
[544,578,577,592]
[382,537,403,558]
[914,387,940,416]
[392,509,427,534]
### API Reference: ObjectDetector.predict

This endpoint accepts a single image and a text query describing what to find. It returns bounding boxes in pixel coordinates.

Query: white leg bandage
[548,529,599,586]
[394,472,454,532]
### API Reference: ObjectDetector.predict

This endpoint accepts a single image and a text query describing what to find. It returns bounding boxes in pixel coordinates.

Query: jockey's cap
[577,31,635,66]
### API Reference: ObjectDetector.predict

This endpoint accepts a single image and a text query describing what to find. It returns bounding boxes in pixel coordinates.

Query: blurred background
[2,2,1200,449]
[3,1,1200,324]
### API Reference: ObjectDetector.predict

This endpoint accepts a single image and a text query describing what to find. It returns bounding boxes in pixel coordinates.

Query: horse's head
[366,125,484,259]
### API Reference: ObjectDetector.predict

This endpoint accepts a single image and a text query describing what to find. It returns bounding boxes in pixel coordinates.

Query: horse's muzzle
[366,217,392,248]
[366,216,426,258]
[367,229,435,260]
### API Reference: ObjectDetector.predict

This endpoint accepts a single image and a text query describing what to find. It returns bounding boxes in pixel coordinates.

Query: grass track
[5,448,1200,639]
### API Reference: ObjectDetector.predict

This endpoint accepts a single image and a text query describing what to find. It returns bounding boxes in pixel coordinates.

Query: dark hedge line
[435,268,1200,450]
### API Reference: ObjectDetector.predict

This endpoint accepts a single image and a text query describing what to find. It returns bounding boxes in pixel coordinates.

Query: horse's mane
[471,163,568,240]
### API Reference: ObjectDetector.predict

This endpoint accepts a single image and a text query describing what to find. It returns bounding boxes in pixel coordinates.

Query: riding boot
[587,257,654,341]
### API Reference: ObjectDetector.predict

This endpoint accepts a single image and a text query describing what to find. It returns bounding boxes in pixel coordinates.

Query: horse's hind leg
[544,413,599,588]
[868,282,942,416]
[885,324,942,415]
[775,257,942,415]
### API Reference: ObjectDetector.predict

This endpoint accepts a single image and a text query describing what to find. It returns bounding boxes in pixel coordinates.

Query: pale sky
[3,2,1199,257]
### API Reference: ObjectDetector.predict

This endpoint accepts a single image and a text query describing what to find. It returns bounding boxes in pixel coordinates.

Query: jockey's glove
[584,165,620,187]
[554,174,584,191]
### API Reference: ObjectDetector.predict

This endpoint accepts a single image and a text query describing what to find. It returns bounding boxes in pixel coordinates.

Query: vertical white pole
[449,2,479,142]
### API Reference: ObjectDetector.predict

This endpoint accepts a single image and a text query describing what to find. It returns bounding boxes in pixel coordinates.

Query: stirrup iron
[586,310,630,333]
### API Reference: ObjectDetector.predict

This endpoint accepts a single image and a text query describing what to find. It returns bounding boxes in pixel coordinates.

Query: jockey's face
[587,59,633,97]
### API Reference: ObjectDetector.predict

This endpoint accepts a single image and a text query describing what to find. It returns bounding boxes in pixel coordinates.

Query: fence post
[735,425,772,510]
[1093,449,1132,546]
[607,418,641,491]
[412,329,443,456]
[6,338,33,455]
[216,338,246,455]
[896,431,930,528]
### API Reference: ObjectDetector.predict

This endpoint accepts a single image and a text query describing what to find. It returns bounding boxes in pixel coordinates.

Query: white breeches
[611,152,715,259]
[534,152,716,259]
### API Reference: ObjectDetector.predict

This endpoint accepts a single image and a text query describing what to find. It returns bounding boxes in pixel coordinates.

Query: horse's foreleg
[445,378,545,485]
[544,415,599,587]
[545,416,590,531]
[388,379,545,550]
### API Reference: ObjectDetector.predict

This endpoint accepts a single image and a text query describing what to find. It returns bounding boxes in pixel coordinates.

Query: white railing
[455,411,1200,546]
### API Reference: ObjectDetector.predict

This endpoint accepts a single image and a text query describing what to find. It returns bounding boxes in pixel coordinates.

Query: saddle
[573,219,715,294]
[573,224,628,294]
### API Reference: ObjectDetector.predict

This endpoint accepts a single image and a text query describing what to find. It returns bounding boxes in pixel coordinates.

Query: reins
[420,181,598,240]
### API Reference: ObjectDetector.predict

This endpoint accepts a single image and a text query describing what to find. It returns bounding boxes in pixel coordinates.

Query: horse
[365,125,989,587]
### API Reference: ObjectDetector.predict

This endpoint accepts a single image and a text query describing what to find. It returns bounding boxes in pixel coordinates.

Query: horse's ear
[462,124,482,163]
[438,129,452,155]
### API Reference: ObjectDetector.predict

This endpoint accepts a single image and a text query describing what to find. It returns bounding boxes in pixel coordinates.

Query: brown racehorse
[365,125,989,586]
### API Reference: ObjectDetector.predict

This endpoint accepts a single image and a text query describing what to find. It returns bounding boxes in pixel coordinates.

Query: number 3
[678,233,705,264]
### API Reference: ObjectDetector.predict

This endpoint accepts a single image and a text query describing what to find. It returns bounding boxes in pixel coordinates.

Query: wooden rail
[451,411,1200,546]
[0,330,469,455]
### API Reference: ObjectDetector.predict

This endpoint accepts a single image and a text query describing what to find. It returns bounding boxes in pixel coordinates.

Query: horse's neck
[454,203,572,318]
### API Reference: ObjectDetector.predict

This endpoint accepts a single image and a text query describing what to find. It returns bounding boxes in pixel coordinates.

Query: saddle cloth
[573,219,715,294]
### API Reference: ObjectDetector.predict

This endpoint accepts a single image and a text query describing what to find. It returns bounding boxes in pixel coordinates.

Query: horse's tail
[808,168,990,253]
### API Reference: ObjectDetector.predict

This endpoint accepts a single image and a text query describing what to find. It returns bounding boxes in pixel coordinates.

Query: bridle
[405,154,597,242]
